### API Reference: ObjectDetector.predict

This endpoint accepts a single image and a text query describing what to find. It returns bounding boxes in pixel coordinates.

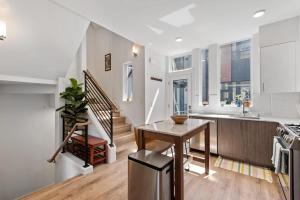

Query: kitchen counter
[189,113,300,125]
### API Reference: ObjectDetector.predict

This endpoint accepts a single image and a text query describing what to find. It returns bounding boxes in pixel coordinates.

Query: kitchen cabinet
[259,16,299,47]
[260,41,296,93]
[218,118,278,167]
[259,16,300,93]
[218,119,247,162]
[255,122,278,166]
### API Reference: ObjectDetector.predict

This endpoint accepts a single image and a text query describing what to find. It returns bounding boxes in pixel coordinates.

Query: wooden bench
[71,135,107,166]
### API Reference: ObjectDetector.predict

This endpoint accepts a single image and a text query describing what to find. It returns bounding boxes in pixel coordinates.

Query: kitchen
[8,1,300,200]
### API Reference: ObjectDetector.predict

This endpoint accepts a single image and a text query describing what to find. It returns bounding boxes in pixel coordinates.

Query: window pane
[173,79,188,114]
[123,63,133,101]
[127,65,133,101]
[220,40,251,106]
[201,49,209,105]
[173,55,192,71]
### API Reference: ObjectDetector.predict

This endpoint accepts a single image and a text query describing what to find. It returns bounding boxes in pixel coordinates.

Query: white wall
[0,94,55,200]
[0,0,89,80]
[86,23,145,125]
[145,48,167,124]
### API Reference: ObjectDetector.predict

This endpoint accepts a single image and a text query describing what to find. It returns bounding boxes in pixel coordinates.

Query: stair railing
[48,121,90,167]
[83,70,114,146]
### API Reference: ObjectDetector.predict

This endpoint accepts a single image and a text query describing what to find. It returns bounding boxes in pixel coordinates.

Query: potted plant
[56,78,88,126]
[235,95,242,107]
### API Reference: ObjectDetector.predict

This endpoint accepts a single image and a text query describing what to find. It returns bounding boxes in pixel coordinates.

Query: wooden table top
[136,118,210,137]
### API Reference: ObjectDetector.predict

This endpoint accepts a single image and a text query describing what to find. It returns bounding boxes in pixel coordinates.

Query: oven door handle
[281,148,290,153]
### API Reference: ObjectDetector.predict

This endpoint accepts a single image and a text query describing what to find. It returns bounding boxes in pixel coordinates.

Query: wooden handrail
[83,69,118,111]
[47,121,90,163]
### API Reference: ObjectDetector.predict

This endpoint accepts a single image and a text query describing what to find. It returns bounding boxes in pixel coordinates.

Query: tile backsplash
[197,93,300,118]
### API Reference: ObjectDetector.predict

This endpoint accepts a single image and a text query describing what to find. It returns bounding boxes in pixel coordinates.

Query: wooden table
[136,118,210,200]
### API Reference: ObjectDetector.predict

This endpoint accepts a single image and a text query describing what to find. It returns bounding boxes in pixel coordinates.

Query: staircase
[112,111,134,147]
[83,70,133,149]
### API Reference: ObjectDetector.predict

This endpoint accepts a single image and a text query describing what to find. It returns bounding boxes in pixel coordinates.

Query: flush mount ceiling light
[0,21,7,40]
[253,10,266,18]
[175,37,183,42]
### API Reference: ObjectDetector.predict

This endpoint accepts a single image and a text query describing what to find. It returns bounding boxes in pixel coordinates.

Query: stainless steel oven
[276,125,300,200]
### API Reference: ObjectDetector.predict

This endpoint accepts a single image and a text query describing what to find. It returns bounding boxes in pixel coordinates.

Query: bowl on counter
[171,115,188,124]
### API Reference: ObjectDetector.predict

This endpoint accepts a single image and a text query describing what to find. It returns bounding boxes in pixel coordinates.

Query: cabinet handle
[262,82,265,92]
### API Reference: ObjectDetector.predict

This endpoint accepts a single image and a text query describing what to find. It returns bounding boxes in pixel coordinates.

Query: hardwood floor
[22,134,285,200]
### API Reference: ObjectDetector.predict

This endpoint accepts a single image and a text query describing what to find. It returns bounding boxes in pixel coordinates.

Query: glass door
[168,74,191,116]
[173,79,188,115]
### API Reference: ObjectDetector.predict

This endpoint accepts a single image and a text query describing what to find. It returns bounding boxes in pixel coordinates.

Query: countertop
[189,113,300,125]
[136,118,210,137]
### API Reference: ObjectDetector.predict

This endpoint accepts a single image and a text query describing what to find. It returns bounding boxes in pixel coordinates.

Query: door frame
[166,73,192,116]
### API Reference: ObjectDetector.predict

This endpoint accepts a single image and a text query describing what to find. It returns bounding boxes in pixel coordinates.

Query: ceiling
[0,0,89,80]
[54,0,300,55]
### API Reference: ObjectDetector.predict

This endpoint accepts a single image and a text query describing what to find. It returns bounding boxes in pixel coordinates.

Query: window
[220,40,251,106]
[123,62,133,102]
[201,49,209,105]
[172,54,192,71]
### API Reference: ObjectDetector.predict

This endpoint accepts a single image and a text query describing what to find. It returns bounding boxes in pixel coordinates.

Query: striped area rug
[214,156,273,183]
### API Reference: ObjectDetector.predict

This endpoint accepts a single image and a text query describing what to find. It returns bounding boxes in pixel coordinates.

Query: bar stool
[134,127,173,154]
[134,127,191,170]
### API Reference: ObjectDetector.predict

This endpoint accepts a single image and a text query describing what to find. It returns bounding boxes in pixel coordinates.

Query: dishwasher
[190,118,218,154]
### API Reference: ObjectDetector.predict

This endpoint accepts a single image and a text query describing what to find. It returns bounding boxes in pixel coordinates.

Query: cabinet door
[261,42,296,93]
[259,17,299,47]
[245,121,278,167]
[218,119,246,161]
[244,120,260,164]
[257,122,278,167]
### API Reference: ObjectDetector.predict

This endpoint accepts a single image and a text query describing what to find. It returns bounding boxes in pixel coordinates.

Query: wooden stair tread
[113,131,133,139]
[113,123,131,128]
[113,124,131,134]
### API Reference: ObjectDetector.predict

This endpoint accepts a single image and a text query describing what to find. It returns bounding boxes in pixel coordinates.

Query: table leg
[137,129,145,151]
[174,139,184,200]
[205,124,210,174]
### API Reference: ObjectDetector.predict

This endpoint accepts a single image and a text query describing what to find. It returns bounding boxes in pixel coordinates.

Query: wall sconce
[132,45,139,57]
[0,21,7,40]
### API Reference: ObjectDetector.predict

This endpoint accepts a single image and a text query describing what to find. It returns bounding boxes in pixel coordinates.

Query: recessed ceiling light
[148,42,153,46]
[253,10,266,18]
[175,37,183,42]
